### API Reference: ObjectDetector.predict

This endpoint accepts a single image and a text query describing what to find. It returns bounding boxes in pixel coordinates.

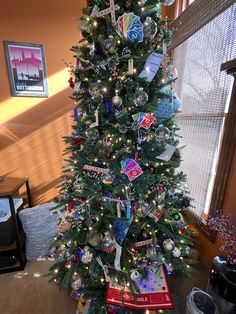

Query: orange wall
[0,0,86,204]
[195,149,236,265]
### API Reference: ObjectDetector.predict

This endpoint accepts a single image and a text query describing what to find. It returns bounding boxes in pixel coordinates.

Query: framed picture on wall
[4,41,49,97]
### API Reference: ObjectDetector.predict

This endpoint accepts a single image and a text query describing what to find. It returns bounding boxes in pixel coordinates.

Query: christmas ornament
[89,109,99,128]
[155,125,170,141]
[132,112,156,129]
[172,213,181,221]
[172,247,181,258]
[102,174,114,185]
[119,125,128,133]
[57,220,71,233]
[90,0,120,26]
[182,197,190,208]
[74,107,79,121]
[116,13,144,43]
[123,0,133,11]
[167,64,178,80]
[122,47,132,58]
[89,81,102,97]
[81,246,93,264]
[127,58,134,75]
[163,239,175,253]
[143,17,157,40]
[72,273,82,290]
[139,0,147,7]
[130,269,141,281]
[163,0,176,6]
[76,296,94,313]
[139,52,163,82]
[133,238,152,250]
[132,200,152,217]
[156,144,176,162]
[112,90,123,106]
[103,35,115,54]
[103,232,116,253]
[88,233,101,246]
[147,247,158,261]
[121,159,143,181]
[83,165,110,175]
[135,87,148,107]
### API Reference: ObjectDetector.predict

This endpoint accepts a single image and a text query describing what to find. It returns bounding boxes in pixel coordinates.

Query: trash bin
[209,256,236,314]
[186,287,220,314]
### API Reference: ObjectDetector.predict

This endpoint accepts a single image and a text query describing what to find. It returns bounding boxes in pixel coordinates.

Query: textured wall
[0,0,85,204]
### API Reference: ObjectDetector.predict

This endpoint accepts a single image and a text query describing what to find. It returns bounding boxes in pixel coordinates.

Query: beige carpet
[0,260,210,314]
[0,260,77,314]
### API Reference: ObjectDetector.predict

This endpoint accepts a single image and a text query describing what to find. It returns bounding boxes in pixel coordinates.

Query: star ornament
[90,0,120,26]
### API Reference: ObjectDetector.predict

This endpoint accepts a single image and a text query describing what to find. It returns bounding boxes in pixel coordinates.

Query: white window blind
[173,3,236,221]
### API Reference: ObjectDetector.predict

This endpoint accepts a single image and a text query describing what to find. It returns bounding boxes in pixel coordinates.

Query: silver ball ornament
[71,274,82,290]
[167,64,178,80]
[112,91,123,106]
[163,239,175,253]
[155,125,170,141]
[173,247,181,258]
[130,270,141,281]
[81,246,93,264]
[88,234,101,247]
[119,125,128,133]
[143,17,158,40]
[135,87,148,107]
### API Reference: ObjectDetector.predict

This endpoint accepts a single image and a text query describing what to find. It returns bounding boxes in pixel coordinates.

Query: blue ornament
[74,107,79,121]
[155,92,181,121]
[106,98,112,112]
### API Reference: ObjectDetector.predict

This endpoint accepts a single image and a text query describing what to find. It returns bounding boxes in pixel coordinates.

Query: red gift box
[106,266,173,310]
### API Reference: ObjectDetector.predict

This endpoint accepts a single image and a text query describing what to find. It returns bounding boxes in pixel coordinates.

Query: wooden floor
[0,260,210,314]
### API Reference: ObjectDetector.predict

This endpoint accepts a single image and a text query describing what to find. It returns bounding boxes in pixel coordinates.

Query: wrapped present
[106,266,173,310]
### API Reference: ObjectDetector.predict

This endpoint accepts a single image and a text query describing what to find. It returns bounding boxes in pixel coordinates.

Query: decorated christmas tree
[49,0,198,313]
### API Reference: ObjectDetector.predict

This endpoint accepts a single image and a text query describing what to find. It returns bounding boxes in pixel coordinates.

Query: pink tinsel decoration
[207,210,236,265]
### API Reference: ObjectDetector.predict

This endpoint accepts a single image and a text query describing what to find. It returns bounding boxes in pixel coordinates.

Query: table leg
[25,177,32,207]
[8,196,23,266]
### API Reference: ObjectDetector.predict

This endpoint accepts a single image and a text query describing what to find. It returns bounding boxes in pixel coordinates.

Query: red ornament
[71,137,84,144]
[68,77,75,89]
[156,184,164,193]
[68,200,75,213]
[134,152,139,160]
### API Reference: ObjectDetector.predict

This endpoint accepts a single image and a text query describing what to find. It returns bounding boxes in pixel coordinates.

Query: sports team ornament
[90,0,120,26]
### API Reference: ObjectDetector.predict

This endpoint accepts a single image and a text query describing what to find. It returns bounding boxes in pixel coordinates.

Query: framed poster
[4,41,49,97]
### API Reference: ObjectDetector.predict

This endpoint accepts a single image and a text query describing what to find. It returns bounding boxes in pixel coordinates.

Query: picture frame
[4,41,49,97]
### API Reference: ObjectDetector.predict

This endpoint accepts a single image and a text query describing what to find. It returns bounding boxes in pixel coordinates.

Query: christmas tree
[49,0,197,313]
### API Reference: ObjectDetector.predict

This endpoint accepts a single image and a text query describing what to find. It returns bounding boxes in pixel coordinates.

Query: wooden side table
[0,177,32,273]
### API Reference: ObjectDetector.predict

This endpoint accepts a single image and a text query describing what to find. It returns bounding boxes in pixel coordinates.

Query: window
[173,3,236,223]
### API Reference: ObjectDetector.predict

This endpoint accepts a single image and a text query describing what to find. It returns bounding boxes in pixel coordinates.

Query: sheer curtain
[173,4,236,220]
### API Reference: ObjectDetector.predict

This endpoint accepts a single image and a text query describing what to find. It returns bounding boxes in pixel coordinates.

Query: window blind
[173,3,236,220]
